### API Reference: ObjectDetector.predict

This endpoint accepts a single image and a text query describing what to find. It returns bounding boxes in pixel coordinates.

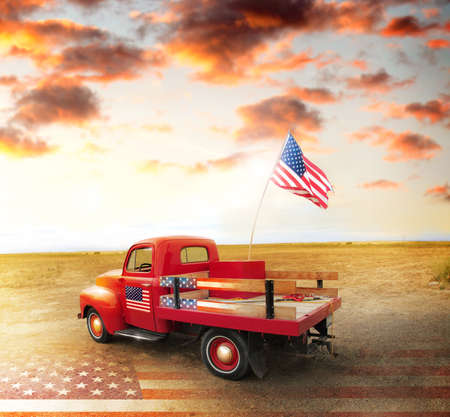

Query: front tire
[86,308,111,343]
[201,328,249,380]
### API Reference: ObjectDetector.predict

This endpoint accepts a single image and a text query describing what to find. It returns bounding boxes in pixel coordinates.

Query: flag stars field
[0,354,143,399]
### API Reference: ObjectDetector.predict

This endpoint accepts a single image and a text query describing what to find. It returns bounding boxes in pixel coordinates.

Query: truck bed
[157,295,341,337]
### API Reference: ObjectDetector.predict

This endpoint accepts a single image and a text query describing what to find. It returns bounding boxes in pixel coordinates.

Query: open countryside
[0,242,448,415]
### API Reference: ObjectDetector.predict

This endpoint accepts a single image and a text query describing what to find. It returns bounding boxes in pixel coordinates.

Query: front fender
[80,285,125,334]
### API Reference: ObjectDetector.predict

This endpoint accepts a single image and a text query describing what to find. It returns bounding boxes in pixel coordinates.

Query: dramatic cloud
[12,79,100,127]
[380,16,440,37]
[365,97,450,125]
[0,19,106,60]
[349,126,442,162]
[141,152,250,174]
[68,0,106,7]
[0,0,50,20]
[426,39,450,49]
[425,183,450,202]
[53,43,167,82]
[134,0,387,83]
[361,179,401,189]
[0,126,54,158]
[405,99,450,123]
[287,85,340,104]
[235,95,322,141]
[346,69,414,93]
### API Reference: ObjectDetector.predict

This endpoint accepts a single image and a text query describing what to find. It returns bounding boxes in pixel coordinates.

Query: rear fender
[80,286,125,334]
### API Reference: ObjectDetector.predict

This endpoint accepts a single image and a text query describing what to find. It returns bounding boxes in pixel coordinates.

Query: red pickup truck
[78,236,341,380]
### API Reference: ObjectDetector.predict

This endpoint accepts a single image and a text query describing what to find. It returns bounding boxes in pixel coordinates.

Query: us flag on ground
[0,347,448,414]
[271,133,333,208]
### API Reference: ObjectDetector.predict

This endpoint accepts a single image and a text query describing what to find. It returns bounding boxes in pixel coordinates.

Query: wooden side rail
[266,271,339,298]
[266,271,338,280]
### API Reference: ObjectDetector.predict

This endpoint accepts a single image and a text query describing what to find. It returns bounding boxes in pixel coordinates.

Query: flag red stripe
[389,349,450,358]
[305,165,331,192]
[278,164,304,189]
[141,386,450,399]
[304,155,331,185]
[309,177,328,199]
[136,371,201,380]
[272,165,292,187]
[343,366,450,376]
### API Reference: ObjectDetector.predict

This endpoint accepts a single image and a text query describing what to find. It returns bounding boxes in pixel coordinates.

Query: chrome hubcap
[216,344,233,364]
[92,317,102,333]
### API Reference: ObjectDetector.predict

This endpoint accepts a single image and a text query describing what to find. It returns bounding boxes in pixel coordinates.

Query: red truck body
[79,236,341,379]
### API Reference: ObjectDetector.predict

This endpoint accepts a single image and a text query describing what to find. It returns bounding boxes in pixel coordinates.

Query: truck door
[121,245,156,331]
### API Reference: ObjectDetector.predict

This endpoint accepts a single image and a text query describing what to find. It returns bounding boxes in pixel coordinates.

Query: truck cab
[80,236,219,337]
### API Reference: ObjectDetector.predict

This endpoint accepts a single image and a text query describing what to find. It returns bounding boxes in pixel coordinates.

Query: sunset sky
[0,0,449,253]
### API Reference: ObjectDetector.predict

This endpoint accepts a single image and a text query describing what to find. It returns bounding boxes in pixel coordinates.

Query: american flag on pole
[271,133,333,208]
[125,286,151,312]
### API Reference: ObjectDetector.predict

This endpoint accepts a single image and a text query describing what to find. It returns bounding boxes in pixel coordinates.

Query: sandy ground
[0,242,449,414]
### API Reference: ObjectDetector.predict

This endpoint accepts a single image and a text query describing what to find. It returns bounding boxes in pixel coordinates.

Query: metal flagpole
[248,131,291,260]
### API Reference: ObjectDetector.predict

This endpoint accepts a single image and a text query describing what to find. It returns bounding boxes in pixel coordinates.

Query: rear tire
[201,328,249,380]
[86,308,111,343]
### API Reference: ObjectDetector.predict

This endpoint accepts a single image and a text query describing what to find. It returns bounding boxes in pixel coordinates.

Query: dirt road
[0,242,448,415]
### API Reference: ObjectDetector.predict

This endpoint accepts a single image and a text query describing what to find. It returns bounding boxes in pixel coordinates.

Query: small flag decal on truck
[125,286,151,312]
[160,276,197,289]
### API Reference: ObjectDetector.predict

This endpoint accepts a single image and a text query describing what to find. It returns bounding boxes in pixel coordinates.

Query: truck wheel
[201,328,249,380]
[86,308,111,343]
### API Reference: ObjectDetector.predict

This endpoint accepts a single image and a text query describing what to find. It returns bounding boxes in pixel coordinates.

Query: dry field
[0,242,449,415]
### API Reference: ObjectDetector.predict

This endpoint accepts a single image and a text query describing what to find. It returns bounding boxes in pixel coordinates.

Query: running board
[114,328,167,342]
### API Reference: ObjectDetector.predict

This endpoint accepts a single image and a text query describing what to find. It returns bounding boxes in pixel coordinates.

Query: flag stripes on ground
[0,346,447,413]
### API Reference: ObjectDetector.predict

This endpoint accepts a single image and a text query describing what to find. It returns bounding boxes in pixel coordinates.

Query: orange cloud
[235,95,322,141]
[380,15,440,37]
[350,59,368,70]
[68,0,106,7]
[52,43,167,82]
[0,126,55,158]
[360,179,401,189]
[134,0,387,84]
[422,8,440,19]
[0,75,18,86]
[426,39,450,49]
[349,126,441,162]
[12,78,100,127]
[365,97,450,124]
[425,183,450,202]
[346,69,414,93]
[251,50,321,77]
[287,85,340,104]
[0,19,106,57]
[0,0,51,20]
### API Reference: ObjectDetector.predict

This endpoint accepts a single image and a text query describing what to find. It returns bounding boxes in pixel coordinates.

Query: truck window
[126,247,152,272]
[180,246,209,264]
